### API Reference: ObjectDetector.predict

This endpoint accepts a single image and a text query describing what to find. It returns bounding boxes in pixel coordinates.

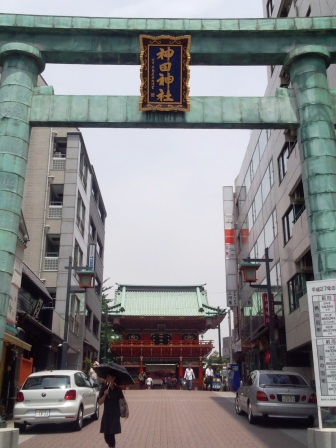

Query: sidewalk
[8,390,308,448]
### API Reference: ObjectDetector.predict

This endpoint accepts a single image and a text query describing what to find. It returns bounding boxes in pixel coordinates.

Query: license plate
[35,410,49,417]
[282,395,295,403]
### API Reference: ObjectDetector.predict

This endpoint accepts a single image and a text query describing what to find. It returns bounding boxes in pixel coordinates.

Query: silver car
[235,370,317,426]
[13,370,99,432]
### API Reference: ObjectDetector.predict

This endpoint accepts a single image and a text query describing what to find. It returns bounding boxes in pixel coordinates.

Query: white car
[13,370,99,432]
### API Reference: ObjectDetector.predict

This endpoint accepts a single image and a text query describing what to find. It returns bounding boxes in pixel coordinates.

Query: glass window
[23,375,71,390]
[288,273,314,312]
[283,206,294,245]
[257,231,265,259]
[252,145,260,179]
[245,164,252,192]
[75,372,86,387]
[248,202,255,232]
[261,169,270,202]
[254,185,263,218]
[264,215,274,249]
[259,130,268,159]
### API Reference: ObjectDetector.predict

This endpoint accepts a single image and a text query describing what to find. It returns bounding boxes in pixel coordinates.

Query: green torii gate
[1,14,336,360]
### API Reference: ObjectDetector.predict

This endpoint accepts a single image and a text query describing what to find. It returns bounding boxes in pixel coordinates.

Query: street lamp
[199,304,228,363]
[60,256,95,369]
[240,247,278,370]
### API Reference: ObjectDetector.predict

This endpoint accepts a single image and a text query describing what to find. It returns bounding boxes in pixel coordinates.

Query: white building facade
[225,0,336,383]
[22,100,106,370]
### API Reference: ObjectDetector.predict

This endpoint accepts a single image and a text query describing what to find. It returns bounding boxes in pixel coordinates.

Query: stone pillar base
[308,428,336,448]
[0,428,19,448]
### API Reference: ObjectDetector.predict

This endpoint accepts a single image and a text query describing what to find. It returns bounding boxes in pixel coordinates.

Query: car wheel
[235,396,243,415]
[248,402,256,424]
[74,406,84,431]
[14,422,27,433]
[306,416,315,427]
[92,401,99,421]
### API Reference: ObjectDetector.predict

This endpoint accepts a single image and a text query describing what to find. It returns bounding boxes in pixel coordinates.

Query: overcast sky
[3,1,267,349]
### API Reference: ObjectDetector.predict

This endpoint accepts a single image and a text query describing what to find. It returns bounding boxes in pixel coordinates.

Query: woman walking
[98,373,125,448]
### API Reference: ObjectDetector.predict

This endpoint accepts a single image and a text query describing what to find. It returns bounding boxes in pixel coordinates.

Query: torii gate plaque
[1,15,336,379]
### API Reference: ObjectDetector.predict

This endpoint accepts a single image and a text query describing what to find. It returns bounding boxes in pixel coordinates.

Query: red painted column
[179,357,183,380]
[198,359,203,389]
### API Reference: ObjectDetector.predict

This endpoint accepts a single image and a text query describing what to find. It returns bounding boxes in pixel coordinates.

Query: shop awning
[4,332,31,351]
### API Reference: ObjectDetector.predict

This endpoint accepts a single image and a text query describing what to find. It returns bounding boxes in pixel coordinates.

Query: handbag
[119,398,129,418]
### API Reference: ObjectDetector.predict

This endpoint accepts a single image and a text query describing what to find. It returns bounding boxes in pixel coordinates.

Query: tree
[100,280,122,363]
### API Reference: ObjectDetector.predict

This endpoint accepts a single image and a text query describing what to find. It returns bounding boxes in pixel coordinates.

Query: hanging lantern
[240,262,261,283]
[77,268,95,288]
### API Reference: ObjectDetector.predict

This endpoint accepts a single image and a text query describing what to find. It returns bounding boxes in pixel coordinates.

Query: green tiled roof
[113,284,208,317]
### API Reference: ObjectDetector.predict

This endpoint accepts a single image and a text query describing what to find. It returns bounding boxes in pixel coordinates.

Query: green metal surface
[30,90,299,129]
[0,43,44,360]
[1,15,336,65]
[285,46,336,280]
[113,285,208,316]
[1,13,336,362]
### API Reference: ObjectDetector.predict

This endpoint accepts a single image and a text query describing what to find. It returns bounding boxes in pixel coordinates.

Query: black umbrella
[93,362,134,386]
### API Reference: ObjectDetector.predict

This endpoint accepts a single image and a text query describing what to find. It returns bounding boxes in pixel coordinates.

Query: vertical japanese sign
[262,293,274,327]
[139,35,191,112]
[307,280,336,409]
[223,187,238,307]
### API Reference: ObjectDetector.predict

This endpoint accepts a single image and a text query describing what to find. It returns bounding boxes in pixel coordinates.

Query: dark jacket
[99,384,124,434]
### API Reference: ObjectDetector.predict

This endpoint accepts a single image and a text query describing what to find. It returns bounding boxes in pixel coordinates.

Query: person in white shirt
[184,364,195,390]
[146,376,153,390]
[205,364,214,391]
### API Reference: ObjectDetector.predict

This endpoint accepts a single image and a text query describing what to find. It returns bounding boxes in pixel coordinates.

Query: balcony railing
[110,340,213,347]
[52,157,66,170]
[48,205,62,218]
[44,255,59,271]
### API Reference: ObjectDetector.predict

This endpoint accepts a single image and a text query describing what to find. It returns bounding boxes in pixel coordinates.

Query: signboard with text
[307,280,336,407]
[262,293,274,327]
[140,35,191,112]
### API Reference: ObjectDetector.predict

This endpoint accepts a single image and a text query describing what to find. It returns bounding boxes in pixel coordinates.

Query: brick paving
[9,390,308,448]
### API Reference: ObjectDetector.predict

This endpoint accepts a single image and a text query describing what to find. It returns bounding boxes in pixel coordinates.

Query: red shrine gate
[108,284,224,388]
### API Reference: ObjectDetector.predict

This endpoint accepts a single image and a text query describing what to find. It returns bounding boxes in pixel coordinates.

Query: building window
[278,140,296,183]
[266,0,274,17]
[79,151,88,191]
[97,238,103,259]
[290,180,306,223]
[89,220,96,240]
[74,240,83,267]
[288,273,314,312]
[93,316,99,337]
[283,206,295,245]
[76,193,86,235]
[279,0,291,17]
[85,306,92,329]
[70,295,80,335]
[95,278,102,297]
[52,138,67,170]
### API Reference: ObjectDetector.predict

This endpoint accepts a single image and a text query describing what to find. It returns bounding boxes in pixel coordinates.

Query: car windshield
[23,375,71,390]
[259,373,308,387]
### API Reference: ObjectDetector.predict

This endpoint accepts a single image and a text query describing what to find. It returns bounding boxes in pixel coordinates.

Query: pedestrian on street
[89,359,99,385]
[98,373,125,448]
[138,372,145,389]
[205,364,214,391]
[146,376,153,389]
[227,368,235,391]
[184,364,195,390]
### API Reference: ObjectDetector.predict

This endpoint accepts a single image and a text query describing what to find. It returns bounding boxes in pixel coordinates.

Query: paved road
[8,391,310,448]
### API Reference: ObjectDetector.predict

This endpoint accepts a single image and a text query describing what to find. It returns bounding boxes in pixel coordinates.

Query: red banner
[262,293,274,327]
